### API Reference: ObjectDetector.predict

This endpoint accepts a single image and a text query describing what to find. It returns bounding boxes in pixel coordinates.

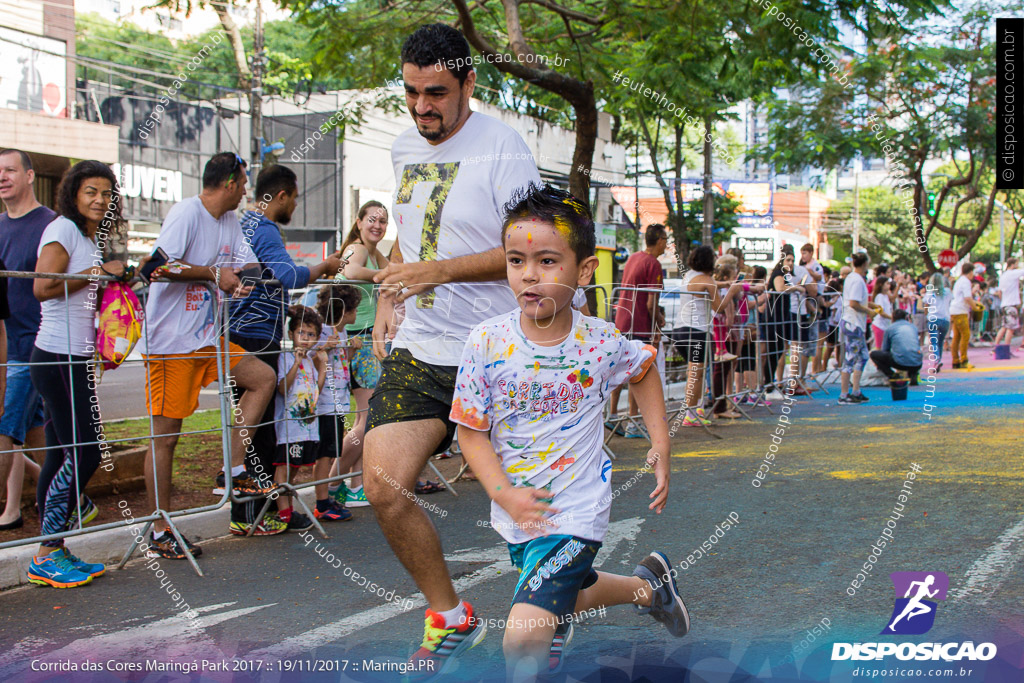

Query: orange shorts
[144,342,246,419]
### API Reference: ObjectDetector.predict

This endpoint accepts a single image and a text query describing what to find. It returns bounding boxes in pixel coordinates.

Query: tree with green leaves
[757,0,1010,273]
[279,0,619,198]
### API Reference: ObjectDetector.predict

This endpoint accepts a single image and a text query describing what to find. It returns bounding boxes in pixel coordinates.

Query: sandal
[415,479,446,495]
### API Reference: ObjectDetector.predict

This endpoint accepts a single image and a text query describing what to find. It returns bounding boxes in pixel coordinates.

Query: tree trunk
[568,86,597,200]
[213,4,252,92]
[702,115,714,246]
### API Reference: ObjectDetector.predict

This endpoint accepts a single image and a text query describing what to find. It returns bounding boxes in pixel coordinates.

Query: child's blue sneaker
[346,485,370,508]
[27,551,93,588]
[330,482,350,506]
[633,550,690,637]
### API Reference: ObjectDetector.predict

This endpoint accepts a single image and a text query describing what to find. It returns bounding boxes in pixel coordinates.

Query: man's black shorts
[366,348,458,455]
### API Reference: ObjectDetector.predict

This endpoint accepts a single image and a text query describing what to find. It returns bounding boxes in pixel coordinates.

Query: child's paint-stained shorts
[507,534,601,619]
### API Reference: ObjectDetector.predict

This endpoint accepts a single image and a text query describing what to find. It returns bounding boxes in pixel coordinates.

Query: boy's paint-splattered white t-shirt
[450,309,656,544]
[275,353,320,445]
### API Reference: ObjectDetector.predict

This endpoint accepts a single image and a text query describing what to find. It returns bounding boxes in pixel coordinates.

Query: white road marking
[949,514,1024,604]
[247,517,646,659]
[0,602,271,675]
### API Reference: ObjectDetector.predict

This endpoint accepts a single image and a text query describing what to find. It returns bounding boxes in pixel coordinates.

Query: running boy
[314,284,363,521]
[274,305,327,531]
[450,185,689,680]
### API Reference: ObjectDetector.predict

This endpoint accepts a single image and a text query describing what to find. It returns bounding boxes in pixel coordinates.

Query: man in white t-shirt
[142,152,280,557]
[361,24,541,674]
[787,244,818,384]
[839,252,872,404]
[994,257,1024,349]
[948,262,975,369]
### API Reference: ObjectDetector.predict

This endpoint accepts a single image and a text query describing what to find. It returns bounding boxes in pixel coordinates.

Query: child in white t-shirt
[313,284,363,521]
[274,305,327,531]
[451,185,689,679]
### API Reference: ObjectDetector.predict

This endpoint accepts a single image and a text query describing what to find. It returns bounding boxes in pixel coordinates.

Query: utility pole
[852,170,860,253]
[250,0,265,176]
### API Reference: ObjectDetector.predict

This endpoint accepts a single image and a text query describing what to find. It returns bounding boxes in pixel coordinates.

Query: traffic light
[927,192,936,217]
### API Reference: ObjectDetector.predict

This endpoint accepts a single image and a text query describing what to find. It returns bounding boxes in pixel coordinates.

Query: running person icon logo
[881,571,949,635]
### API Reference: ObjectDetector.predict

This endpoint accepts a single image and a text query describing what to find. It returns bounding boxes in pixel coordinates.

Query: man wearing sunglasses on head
[141,152,280,558]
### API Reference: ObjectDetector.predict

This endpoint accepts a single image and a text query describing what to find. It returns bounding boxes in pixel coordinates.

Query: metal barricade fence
[0,267,845,575]
[0,269,389,575]
[0,271,230,578]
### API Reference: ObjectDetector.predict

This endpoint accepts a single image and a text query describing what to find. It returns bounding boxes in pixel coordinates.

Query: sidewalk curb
[2,488,325,591]
[0,505,233,591]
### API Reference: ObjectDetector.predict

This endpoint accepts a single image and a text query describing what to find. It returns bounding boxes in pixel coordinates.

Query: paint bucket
[994,344,1011,360]
[889,378,909,401]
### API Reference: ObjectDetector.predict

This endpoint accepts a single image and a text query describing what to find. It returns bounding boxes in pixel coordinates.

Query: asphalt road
[1,361,1022,683]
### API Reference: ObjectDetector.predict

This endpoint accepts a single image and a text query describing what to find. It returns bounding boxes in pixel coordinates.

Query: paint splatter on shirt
[449,309,656,543]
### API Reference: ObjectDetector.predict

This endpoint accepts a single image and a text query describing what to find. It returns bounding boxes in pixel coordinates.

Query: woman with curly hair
[27,160,127,588]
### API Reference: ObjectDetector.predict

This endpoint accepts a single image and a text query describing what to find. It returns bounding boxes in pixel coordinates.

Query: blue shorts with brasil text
[508,534,601,618]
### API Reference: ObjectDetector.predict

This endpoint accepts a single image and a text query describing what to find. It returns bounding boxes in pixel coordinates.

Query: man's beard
[416,114,449,141]
[414,95,464,141]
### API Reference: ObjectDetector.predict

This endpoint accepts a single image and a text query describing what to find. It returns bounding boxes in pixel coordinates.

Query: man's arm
[373,247,507,304]
[850,300,871,314]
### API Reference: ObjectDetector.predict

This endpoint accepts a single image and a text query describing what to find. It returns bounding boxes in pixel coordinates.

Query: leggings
[30,346,104,547]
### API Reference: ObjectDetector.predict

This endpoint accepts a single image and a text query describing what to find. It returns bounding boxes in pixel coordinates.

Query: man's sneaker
[27,551,93,588]
[346,485,370,508]
[851,393,870,403]
[67,496,98,528]
[959,363,975,370]
[284,511,314,531]
[623,422,647,439]
[232,471,277,496]
[633,551,690,637]
[548,622,574,673]
[229,516,287,536]
[314,503,353,522]
[212,470,226,496]
[405,602,487,681]
[838,395,857,405]
[146,531,203,559]
[61,547,105,578]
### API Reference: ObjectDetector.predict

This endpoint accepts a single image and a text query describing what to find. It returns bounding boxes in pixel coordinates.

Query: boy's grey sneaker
[633,551,690,637]
[837,395,857,405]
